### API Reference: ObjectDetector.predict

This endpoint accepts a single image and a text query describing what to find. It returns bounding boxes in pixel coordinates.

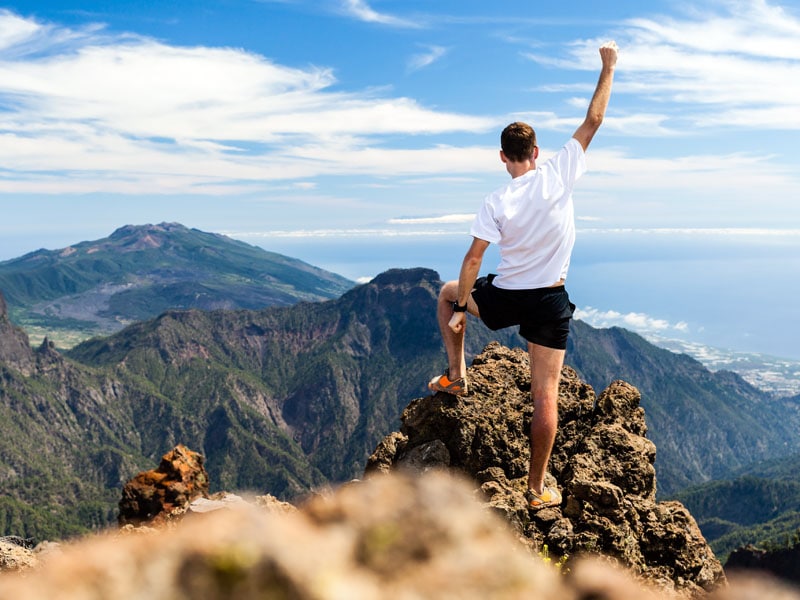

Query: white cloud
[339,0,421,28]
[544,0,800,131]
[407,44,447,72]
[579,147,798,202]
[576,306,689,336]
[3,1,800,208]
[577,227,800,237]
[227,228,467,239]
[0,11,494,194]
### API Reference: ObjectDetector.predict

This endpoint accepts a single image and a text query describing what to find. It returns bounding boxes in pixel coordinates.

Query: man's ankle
[447,367,464,381]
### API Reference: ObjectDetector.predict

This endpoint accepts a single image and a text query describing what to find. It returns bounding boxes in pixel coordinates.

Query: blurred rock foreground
[2,343,799,599]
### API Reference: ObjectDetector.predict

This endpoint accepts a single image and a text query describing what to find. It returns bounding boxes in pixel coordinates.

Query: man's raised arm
[573,41,618,151]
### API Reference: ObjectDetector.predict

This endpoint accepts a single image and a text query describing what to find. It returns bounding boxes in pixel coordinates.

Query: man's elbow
[463,253,483,270]
[585,111,604,130]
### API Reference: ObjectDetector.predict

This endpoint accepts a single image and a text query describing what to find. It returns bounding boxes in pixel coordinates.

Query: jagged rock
[187,492,296,516]
[366,342,726,596]
[253,493,298,515]
[0,538,60,573]
[118,444,209,526]
[0,538,36,572]
[0,289,34,374]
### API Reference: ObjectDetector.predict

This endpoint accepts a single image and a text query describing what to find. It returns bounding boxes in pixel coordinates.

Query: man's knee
[439,280,459,302]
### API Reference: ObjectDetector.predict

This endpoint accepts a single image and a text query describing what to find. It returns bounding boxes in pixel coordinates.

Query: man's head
[500,122,537,162]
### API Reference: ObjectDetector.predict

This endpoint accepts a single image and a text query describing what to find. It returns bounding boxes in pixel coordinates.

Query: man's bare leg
[436,280,468,379]
[527,342,565,494]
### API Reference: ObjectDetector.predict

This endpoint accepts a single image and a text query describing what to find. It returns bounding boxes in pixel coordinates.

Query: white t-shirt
[469,137,586,290]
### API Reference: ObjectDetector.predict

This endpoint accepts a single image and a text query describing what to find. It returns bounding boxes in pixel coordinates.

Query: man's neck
[507,160,534,178]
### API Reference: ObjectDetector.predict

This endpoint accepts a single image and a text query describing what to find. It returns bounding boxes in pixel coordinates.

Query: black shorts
[471,274,575,350]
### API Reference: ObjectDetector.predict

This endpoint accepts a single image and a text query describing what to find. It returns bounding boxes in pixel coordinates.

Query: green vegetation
[673,470,800,561]
[2,259,800,559]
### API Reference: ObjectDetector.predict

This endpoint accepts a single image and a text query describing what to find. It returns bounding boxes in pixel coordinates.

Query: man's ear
[533,146,539,160]
[499,150,508,164]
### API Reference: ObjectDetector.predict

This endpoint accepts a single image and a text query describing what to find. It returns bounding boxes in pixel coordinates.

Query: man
[427,41,618,510]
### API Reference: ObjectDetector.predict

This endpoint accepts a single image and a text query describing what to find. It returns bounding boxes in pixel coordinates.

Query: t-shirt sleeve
[553,138,587,187]
[469,198,501,243]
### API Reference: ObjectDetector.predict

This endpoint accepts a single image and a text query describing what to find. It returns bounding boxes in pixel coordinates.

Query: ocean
[257,229,800,367]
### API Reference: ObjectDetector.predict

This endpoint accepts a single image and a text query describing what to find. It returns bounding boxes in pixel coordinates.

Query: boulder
[0,538,36,572]
[118,444,209,526]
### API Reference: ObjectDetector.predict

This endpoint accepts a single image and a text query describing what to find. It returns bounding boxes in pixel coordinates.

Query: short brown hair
[501,122,537,162]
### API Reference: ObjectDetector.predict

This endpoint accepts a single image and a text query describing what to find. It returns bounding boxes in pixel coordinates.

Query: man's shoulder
[557,137,585,156]
[541,138,586,174]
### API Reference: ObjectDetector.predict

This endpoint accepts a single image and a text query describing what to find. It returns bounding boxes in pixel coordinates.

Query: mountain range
[1,224,798,555]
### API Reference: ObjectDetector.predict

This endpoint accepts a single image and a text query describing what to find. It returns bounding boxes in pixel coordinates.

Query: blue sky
[1,1,799,357]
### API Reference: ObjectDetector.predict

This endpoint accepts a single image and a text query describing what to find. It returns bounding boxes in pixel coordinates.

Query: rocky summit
[367,342,725,596]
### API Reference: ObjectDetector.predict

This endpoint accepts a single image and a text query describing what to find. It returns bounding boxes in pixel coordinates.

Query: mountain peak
[109,222,187,239]
[369,267,440,287]
[106,222,188,251]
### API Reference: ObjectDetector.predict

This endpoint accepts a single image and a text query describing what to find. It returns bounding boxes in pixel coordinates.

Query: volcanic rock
[366,342,725,596]
[118,444,209,526]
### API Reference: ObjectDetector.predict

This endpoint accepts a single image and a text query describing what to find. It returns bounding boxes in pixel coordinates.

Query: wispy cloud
[533,0,800,131]
[0,10,492,194]
[578,147,799,204]
[338,0,421,28]
[407,44,447,72]
[3,1,800,206]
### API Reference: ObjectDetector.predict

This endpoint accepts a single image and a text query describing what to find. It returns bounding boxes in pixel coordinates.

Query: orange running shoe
[525,486,562,510]
[428,369,468,396]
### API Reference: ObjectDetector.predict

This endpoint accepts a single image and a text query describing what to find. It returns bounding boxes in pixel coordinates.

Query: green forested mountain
[65,269,505,486]
[2,267,799,544]
[565,321,800,495]
[0,269,500,539]
[0,223,353,346]
[672,453,800,560]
